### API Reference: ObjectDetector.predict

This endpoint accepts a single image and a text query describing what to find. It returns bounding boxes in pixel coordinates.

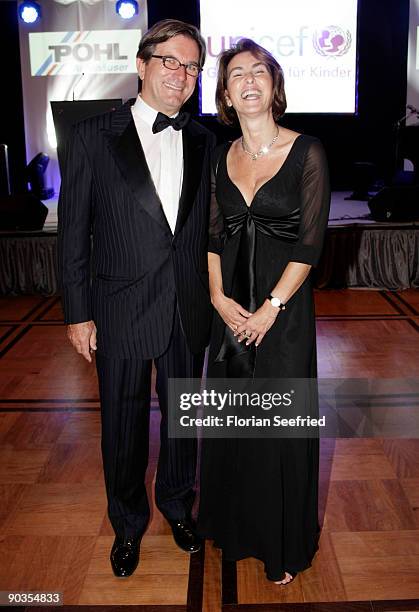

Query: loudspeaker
[368,186,419,222]
[0,193,48,231]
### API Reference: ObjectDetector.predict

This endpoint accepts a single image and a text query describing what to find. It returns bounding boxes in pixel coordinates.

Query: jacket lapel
[174,124,206,235]
[104,102,171,233]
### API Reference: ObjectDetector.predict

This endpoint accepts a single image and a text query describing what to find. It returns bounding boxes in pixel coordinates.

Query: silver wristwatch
[268,294,286,311]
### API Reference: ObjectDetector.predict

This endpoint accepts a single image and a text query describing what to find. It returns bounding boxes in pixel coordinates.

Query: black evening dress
[197,134,330,581]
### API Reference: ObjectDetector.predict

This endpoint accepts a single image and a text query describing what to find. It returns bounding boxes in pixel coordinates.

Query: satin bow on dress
[215,206,300,375]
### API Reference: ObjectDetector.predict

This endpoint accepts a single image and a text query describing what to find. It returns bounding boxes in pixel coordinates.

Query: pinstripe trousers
[96,309,205,540]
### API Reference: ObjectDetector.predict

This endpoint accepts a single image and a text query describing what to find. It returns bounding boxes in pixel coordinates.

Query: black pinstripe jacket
[57,100,215,359]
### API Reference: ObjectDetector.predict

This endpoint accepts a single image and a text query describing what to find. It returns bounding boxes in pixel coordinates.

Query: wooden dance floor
[0,290,419,611]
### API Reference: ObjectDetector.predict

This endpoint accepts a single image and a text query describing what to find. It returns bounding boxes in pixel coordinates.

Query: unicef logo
[313,26,352,57]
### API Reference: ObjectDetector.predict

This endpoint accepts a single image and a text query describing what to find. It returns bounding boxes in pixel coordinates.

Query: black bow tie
[152,111,190,134]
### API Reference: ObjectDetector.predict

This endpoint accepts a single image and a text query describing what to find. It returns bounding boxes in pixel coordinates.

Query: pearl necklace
[241,126,280,161]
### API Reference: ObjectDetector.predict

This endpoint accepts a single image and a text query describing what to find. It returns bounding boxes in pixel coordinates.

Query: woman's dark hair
[216,38,286,126]
[136,19,206,82]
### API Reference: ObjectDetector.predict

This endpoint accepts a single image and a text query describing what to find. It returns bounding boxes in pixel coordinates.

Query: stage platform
[1,192,418,295]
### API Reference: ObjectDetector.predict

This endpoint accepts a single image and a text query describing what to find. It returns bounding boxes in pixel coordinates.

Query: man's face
[137,34,200,116]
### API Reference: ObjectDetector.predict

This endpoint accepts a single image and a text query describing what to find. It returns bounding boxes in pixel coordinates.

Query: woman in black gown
[197,39,330,584]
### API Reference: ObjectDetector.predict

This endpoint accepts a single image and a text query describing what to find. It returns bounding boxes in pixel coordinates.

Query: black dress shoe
[110,537,141,577]
[168,519,202,553]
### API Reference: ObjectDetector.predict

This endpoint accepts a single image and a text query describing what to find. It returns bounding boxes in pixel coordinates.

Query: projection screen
[200,0,358,114]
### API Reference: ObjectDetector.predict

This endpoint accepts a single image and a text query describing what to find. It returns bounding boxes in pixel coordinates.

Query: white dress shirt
[131,95,183,234]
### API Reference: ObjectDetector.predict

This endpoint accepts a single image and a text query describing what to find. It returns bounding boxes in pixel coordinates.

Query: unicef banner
[200,0,358,114]
[19,0,147,194]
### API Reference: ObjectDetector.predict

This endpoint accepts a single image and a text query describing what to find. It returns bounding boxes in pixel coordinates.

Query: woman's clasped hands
[213,294,279,347]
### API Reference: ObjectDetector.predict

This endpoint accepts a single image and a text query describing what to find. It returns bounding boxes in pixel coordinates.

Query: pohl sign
[48,43,128,63]
[29,30,140,75]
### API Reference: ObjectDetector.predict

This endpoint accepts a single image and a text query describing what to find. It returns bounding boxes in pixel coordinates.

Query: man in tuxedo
[58,19,214,577]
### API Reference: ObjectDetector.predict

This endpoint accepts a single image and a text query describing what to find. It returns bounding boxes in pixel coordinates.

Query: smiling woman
[216,38,287,126]
[198,38,331,586]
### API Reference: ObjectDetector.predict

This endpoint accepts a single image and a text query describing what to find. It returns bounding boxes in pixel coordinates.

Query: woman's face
[225,51,274,119]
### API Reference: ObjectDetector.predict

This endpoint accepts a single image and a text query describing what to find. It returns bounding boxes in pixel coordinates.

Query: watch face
[271,297,282,308]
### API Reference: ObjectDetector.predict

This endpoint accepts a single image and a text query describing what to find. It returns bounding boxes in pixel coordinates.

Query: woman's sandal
[273,571,297,585]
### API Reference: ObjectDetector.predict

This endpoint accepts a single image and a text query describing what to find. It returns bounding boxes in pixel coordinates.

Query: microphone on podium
[72,72,85,102]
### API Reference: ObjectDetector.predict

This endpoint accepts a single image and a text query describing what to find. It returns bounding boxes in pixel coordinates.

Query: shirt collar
[131,95,179,129]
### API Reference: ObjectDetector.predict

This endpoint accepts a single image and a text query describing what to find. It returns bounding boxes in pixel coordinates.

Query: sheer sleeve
[208,145,227,255]
[290,138,331,267]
